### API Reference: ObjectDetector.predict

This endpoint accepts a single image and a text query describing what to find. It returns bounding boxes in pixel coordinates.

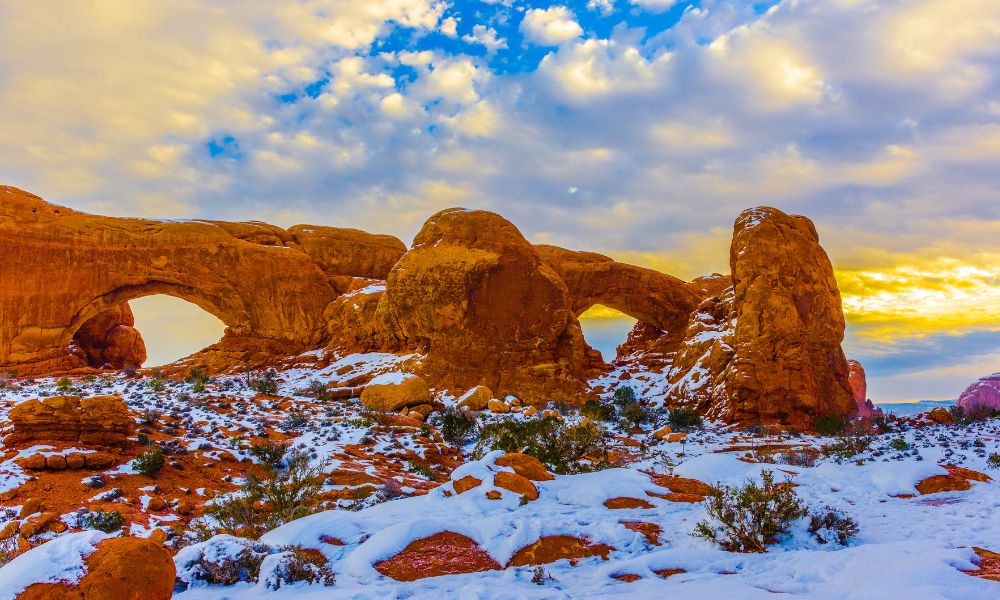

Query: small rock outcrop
[5,395,132,447]
[72,304,146,371]
[360,373,432,412]
[957,372,1000,411]
[848,360,879,418]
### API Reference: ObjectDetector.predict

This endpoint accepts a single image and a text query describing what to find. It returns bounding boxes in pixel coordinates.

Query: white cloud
[462,25,508,53]
[586,0,616,16]
[630,0,677,13]
[439,16,459,38]
[520,6,583,46]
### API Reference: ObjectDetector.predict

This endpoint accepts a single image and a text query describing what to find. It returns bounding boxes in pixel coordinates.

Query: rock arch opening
[578,305,638,363]
[130,296,227,367]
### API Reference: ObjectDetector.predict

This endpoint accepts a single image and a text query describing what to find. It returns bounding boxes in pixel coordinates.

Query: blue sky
[0,0,998,400]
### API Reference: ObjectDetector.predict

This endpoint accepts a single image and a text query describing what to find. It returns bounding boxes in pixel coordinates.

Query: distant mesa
[0,184,859,429]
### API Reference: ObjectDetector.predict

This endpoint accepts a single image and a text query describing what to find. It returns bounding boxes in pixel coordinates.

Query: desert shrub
[83,510,125,533]
[207,448,323,539]
[611,386,638,407]
[298,379,332,401]
[888,438,910,451]
[0,532,16,567]
[474,416,610,474]
[248,370,279,395]
[824,422,874,460]
[667,406,703,431]
[439,408,477,447]
[141,408,161,427]
[264,546,336,589]
[581,398,616,422]
[134,448,166,478]
[814,414,847,436]
[808,509,859,546]
[618,400,655,430]
[55,376,75,393]
[146,371,168,392]
[279,410,308,432]
[693,470,807,553]
[250,439,289,467]
[408,460,434,478]
[186,367,210,393]
[987,453,1000,470]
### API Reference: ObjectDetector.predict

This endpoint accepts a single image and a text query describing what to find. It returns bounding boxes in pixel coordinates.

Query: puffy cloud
[521,6,584,46]
[463,24,508,53]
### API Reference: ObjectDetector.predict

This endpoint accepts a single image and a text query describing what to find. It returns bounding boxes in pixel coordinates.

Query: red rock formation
[507,535,614,567]
[957,372,1000,411]
[848,360,879,418]
[724,207,855,428]
[369,208,599,403]
[5,395,133,447]
[0,186,337,375]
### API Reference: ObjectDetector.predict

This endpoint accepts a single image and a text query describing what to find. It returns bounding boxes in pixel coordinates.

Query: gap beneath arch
[130,295,227,367]
[578,305,638,363]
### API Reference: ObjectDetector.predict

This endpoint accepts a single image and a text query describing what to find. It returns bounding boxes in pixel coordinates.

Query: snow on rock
[0,530,107,599]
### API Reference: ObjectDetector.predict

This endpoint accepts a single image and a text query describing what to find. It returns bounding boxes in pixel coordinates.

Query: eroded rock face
[360,373,432,412]
[957,372,1000,411]
[372,208,598,403]
[288,224,406,294]
[847,360,879,418]
[373,531,501,581]
[5,395,132,447]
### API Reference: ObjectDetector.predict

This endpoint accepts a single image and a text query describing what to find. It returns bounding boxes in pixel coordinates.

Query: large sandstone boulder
[72,304,146,370]
[360,373,432,412]
[5,395,132,447]
[373,208,596,402]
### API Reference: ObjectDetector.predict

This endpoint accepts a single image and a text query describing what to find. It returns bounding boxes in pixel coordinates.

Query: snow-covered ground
[1,354,998,598]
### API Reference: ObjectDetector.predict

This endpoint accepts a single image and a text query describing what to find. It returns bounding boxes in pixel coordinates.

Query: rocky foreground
[0,365,998,599]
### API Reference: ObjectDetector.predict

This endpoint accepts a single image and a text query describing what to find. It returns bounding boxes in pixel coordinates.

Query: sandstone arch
[0,186,337,375]
[535,245,701,337]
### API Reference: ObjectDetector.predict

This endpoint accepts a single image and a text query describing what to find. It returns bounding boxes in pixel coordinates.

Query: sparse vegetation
[55,376,75,393]
[667,406,703,431]
[186,367,211,393]
[247,369,279,395]
[249,439,290,467]
[693,470,807,553]
[814,414,847,436]
[134,448,166,478]
[147,371,168,392]
[82,510,125,533]
[987,453,1000,470]
[181,541,270,586]
[439,407,478,447]
[206,448,324,539]
[824,422,874,460]
[474,415,610,474]
[949,404,1000,424]
[889,438,910,452]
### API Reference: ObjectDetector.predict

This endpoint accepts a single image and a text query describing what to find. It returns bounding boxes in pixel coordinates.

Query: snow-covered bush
[693,470,807,553]
[261,546,335,589]
[175,535,272,587]
[808,509,860,545]
[439,408,477,447]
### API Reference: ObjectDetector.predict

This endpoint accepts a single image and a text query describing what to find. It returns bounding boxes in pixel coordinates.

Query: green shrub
[250,439,289,467]
[814,414,847,436]
[888,438,910,452]
[987,453,1000,470]
[266,546,336,589]
[824,422,874,460]
[693,470,807,553]
[134,448,166,478]
[618,400,655,430]
[207,448,323,539]
[55,376,75,393]
[147,374,167,392]
[473,416,610,474]
[248,370,279,395]
[83,510,125,533]
[667,406,703,431]
[186,367,210,393]
[949,404,1000,424]
[298,379,332,401]
[580,398,616,422]
[439,408,477,447]
[808,509,859,546]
